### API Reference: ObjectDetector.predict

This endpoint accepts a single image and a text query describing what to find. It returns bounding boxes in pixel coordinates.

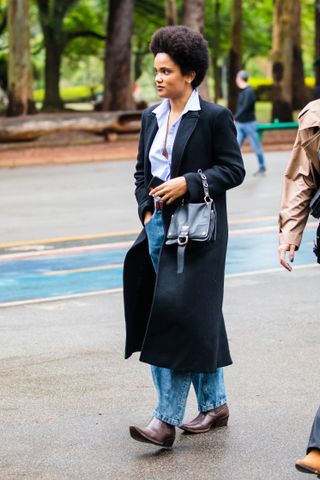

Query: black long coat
[123,98,245,373]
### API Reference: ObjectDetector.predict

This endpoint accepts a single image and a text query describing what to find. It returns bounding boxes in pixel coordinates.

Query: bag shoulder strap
[197,169,213,203]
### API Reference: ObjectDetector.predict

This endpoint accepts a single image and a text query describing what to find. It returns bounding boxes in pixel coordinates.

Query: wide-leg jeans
[144,209,227,426]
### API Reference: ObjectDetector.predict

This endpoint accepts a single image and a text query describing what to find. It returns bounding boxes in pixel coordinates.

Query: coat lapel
[144,113,159,167]
[170,111,200,178]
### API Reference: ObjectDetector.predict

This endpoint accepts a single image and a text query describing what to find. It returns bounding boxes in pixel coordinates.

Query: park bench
[256,120,298,140]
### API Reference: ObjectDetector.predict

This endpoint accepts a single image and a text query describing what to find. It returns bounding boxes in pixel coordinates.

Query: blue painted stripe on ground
[0,230,315,304]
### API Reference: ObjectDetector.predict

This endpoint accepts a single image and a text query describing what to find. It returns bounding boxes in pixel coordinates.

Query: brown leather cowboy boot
[179,404,229,434]
[295,450,320,475]
[129,418,176,448]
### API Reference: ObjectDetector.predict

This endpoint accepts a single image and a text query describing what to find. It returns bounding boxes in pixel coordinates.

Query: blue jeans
[144,209,165,271]
[144,210,227,426]
[236,120,266,170]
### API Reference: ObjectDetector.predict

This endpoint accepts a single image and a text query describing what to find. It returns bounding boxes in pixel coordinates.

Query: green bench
[256,120,298,140]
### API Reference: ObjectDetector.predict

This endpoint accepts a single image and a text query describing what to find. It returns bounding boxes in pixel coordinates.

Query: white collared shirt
[149,89,201,181]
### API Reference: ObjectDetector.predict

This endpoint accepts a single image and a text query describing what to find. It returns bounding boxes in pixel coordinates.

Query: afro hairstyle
[149,26,209,88]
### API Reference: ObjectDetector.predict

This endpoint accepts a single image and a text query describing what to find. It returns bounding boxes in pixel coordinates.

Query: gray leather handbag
[166,170,216,274]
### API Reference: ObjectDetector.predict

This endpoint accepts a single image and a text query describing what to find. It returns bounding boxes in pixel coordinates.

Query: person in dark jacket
[124,26,245,448]
[235,70,266,176]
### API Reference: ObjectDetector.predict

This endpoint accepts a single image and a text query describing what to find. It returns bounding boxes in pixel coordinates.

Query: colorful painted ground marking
[0,220,316,305]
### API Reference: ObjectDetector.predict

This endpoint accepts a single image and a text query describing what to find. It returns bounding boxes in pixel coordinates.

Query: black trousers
[307,407,320,453]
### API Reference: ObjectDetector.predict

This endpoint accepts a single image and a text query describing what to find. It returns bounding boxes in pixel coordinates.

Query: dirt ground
[0,129,297,168]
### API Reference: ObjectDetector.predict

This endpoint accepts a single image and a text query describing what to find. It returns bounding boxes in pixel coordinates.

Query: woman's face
[154,52,194,100]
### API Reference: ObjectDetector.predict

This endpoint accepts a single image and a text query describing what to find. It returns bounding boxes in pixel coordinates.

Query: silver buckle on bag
[178,225,189,245]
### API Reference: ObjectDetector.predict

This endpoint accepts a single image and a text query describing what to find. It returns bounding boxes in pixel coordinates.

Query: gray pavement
[1,150,290,242]
[1,151,319,479]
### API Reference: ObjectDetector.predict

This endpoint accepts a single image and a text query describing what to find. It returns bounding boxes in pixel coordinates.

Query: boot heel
[163,437,175,448]
[215,415,229,428]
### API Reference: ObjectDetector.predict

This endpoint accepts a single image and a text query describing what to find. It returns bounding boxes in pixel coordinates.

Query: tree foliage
[63,0,106,59]
[35,0,107,109]
[1,0,318,113]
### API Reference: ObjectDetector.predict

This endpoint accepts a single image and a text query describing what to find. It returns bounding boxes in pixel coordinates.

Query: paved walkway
[0,151,319,479]
[0,267,319,480]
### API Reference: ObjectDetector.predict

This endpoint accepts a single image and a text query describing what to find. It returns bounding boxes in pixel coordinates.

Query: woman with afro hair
[123,26,245,448]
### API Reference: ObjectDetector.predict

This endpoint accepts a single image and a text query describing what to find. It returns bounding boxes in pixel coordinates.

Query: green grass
[255,101,272,122]
[33,76,316,104]
[32,79,305,123]
[33,85,103,103]
[249,77,315,88]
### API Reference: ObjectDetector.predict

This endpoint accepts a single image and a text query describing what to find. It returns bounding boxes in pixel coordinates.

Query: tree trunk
[7,0,35,116]
[103,0,135,111]
[42,32,64,111]
[292,0,309,109]
[183,0,204,30]
[271,0,294,121]
[212,0,222,102]
[165,0,177,25]
[37,0,80,111]
[227,0,242,113]
[133,41,144,82]
[37,0,65,111]
[183,0,209,99]
[315,0,320,97]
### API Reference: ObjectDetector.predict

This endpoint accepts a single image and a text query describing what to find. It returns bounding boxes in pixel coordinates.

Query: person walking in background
[123,26,245,449]
[278,99,320,475]
[235,70,267,176]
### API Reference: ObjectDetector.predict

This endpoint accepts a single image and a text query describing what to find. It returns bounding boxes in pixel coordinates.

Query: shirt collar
[152,89,201,120]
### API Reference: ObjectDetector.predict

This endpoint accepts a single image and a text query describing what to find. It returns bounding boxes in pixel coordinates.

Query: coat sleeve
[134,112,154,224]
[183,107,246,202]
[279,130,318,248]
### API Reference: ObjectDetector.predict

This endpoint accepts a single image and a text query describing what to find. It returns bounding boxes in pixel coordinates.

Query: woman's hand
[279,243,296,271]
[143,211,153,225]
[149,176,188,205]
